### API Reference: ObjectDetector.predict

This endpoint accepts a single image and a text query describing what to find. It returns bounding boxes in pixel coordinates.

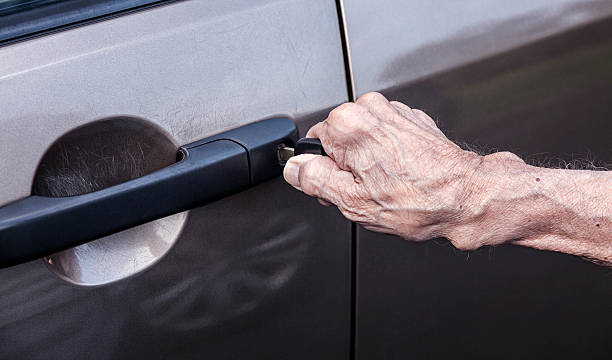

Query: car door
[0,1,352,359]
[342,0,612,359]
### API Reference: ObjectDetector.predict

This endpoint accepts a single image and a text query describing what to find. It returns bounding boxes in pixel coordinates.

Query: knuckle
[450,237,479,251]
[299,174,318,196]
[412,108,426,116]
[356,92,386,105]
[390,100,410,110]
[445,229,480,251]
[298,160,318,190]
[299,159,332,197]
[413,108,438,127]
[413,108,430,120]
[338,208,360,223]
[328,103,367,134]
[329,102,357,120]
[338,188,363,210]
[337,199,362,220]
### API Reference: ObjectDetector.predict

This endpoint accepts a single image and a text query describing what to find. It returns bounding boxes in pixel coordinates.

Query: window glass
[0,0,170,44]
[0,0,68,16]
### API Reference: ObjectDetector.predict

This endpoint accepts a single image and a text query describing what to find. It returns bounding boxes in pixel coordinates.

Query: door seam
[333,1,357,359]
[335,0,355,102]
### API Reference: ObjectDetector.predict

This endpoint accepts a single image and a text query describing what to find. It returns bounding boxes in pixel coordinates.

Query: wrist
[446,150,612,264]
[443,151,545,250]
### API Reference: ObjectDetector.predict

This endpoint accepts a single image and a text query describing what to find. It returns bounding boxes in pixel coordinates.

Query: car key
[278,138,326,165]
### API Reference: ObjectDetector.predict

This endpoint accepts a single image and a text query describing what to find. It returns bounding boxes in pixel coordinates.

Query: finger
[355,92,397,125]
[318,198,333,206]
[363,224,396,235]
[389,100,412,113]
[389,101,419,127]
[389,101,414,120]
[306,103,372,172]
[305,121,339,165]
[412,108,440,131]
[309,102,370,139]
[390,101,438,131]
[283,154,359,206]
[305,120,325,139]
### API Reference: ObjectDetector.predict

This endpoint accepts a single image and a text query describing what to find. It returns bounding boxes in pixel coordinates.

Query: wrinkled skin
[284,92,483,248]
[284,92,612,264]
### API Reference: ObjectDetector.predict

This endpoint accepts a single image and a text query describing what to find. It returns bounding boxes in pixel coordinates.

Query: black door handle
[0,117,298,268]
[295,138,327,156]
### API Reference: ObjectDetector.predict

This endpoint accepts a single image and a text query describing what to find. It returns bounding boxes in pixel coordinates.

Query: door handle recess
[0,117,298,268]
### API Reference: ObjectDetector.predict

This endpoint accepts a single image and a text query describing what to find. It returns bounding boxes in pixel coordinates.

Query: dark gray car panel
[1,179,351,359]
[344,1,612,359]
[0,0,351,358]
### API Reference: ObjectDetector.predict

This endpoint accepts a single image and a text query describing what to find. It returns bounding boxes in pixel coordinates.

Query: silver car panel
[344,0,612,96]
[0,1,351,358]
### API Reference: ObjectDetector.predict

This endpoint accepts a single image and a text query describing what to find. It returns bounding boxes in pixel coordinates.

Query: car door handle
[0,117,298,268]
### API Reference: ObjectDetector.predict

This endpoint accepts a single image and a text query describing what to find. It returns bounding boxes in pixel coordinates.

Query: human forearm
[450,154,612,265]
[284,92,611,267]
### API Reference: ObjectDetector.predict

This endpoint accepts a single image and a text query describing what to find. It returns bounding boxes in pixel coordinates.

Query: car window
[0,0,59,16]
[0,0,173,44]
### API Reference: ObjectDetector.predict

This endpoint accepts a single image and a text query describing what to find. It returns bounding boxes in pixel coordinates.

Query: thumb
[283,154,358,205]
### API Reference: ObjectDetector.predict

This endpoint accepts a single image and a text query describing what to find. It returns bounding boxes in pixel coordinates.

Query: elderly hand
[283,92,612,265]
[283,92,485,249]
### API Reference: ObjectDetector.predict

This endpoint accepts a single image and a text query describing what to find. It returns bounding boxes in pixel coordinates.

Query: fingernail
[283,160,300,189]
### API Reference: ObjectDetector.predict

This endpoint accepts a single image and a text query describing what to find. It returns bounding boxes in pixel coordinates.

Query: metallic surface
[34,117,186,286]
[1,180,351,359]
[344,1,612,358]
[278,146,295,165]
[0,0,347,206]
[46,211,187,286]
[0,0,351,358]
[344,0,612,97]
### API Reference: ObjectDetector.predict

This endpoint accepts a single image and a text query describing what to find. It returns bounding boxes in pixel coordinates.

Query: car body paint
[0,1,352,358]
[343,1,612,358]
